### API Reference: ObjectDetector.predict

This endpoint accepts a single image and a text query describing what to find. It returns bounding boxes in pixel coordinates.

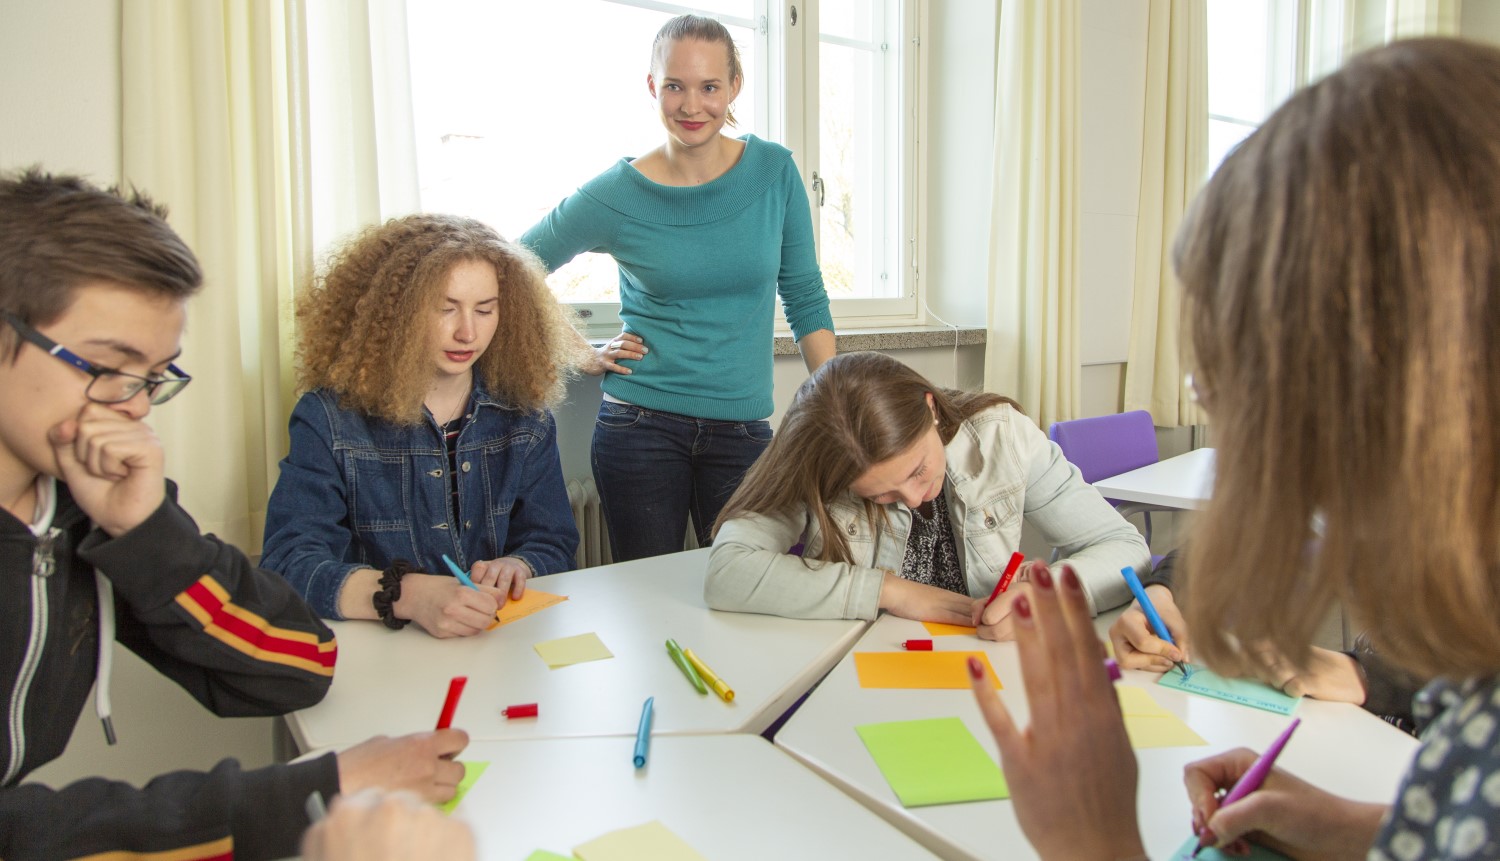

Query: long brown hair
[1178,38,1500,681]
[297,214,581,424]
[714,351,1018,563]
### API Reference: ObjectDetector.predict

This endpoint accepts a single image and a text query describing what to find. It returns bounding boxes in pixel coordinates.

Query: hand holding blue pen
[441,554,480,590]
[1120,566,1190,676]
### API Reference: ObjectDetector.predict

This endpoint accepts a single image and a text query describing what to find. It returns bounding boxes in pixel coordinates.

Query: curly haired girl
[262,214,582,638]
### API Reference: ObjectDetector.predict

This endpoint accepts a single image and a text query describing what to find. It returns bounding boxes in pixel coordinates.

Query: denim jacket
[262,386,579,619]
[705,405,1148,619]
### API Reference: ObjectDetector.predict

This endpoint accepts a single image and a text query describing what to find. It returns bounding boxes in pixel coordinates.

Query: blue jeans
[591,402,773,562]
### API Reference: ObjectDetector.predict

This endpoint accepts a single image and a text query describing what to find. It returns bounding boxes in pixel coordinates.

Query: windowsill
[587,325,987,355]
[771,325,986,356]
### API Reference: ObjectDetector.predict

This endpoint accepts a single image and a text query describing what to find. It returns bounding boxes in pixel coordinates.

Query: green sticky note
[1158,665,1300,715]
[855,717,1008,807]
[437,760,489,814]
[524,852,575,861]
[573,820,708,860]
[1169,835,1292,859]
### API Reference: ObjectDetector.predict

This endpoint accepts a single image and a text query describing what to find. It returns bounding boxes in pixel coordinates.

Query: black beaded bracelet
[372,560,415,630]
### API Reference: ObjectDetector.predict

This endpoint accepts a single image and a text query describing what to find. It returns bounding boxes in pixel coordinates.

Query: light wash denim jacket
[262,385,579,619]
[705,405,1148,619]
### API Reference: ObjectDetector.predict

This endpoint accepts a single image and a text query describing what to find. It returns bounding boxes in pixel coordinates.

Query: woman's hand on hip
[585,331,647,376]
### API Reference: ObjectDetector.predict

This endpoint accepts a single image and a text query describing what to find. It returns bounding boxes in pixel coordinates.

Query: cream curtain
[984,0,1082,429]
[122,0,310,553]
[1343,0,1462,50]
[120,0,417,554]
[1122,0,1207,428]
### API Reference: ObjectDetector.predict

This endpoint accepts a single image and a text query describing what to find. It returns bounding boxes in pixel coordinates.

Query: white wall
[2,0,281,792]
[1462,0,1500,44]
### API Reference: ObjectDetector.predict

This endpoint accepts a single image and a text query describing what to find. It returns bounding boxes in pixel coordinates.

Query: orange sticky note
[922,621,978,636]
[854,651,1001,689]
[487,589,567,630]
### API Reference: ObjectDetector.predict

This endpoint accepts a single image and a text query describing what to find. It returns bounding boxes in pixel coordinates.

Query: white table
[1092,447,1216,510]
[445,734,940,860]
[775,613,1419,861]
[287,550,868,751]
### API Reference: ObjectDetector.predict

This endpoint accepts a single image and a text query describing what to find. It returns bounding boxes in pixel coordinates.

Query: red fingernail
[1034,566,1053,589]
[1014,595,1032,619]
[1062,566,1081,591]
[967,656,984,680]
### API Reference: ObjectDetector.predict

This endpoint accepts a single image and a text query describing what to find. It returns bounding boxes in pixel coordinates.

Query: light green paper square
[1158,665,1300,715]
[856,716,1009,807]
[534,632,614,669]
[438,760,489,814]
[524,852,575,861]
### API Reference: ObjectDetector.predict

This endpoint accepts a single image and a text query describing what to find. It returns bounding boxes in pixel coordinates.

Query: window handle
[811,171,825,206]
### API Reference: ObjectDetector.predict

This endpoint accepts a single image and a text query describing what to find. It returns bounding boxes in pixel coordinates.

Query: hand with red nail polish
[967,562,1145,860]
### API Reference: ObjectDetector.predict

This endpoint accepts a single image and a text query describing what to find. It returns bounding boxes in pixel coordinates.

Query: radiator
[566,479,612,569]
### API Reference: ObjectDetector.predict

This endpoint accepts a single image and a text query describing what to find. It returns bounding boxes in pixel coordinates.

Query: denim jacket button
[845,522,857,536]
[428,468,442,478]
[461,462,471,473]
[984,514,997,528]
[464,520,472,529]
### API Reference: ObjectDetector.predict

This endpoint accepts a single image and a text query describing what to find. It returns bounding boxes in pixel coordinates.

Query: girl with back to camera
[966,38,1500,860]
[521,14,836,563]
[262,214,580,638]
[706,351,1149,638]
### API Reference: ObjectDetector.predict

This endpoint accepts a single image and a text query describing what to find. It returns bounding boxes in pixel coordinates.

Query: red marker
[982,552,1026,609]
[902,639,933,651]
[502,703,538,719]
[435,676,467,730]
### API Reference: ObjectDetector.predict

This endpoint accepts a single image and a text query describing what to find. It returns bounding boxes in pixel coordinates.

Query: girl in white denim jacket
[705,352,1149,638]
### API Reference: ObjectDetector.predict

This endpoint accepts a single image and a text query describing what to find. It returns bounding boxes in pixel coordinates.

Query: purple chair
[1047,410,1169,549]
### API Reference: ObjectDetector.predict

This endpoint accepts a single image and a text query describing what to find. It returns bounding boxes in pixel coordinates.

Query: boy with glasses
[0,169,469,860]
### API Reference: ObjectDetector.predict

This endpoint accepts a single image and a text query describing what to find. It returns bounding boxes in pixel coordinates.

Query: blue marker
[1121,566,1190,677]
[441,554,480,591]
[633,696,654,768]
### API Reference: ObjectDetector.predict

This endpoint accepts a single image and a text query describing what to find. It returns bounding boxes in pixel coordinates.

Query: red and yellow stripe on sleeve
[175,575,336,677]
[72,835,234,861]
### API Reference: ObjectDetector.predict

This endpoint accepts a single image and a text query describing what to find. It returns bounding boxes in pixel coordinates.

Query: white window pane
[680,0,756,19]
[820,0,872,42]
[819,40,879,298]
[1207,118,1256,177]
[405,0,758,303]
[1207,0,1274,123]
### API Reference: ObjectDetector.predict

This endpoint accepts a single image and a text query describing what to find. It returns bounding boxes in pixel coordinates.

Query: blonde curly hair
[297,214,580,424]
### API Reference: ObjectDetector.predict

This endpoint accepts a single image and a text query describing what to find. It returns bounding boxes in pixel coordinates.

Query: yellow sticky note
[437,761,489,814]
[922,621,978,636]
[1117,685,1173,717]
[854,651,1001,689]
[533,632,614,669]
[573,820,707,861]
[489,589,568,629]
[1117,686,1207,748]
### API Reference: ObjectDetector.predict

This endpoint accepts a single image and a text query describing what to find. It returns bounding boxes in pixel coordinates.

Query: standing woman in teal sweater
[521,14,836,562]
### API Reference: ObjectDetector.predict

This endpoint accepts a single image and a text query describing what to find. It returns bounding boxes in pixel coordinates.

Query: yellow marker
[683,648,735,702]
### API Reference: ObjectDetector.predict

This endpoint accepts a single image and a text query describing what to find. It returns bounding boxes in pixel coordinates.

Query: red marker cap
[502,703,539,719]
[902,639,934,651]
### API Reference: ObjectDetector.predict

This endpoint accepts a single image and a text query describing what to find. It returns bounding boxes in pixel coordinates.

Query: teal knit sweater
[520,135,834,421]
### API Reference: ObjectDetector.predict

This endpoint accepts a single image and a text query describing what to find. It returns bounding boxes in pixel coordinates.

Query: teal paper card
[1158,665,1300,715]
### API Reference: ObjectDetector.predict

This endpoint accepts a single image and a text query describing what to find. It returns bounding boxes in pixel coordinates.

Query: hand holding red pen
[967,561,1145,860]
[1184,748,1389,858]
[972,552,1032,641]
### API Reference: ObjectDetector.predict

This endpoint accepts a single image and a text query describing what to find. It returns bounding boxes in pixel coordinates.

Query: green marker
[666,639,707,694]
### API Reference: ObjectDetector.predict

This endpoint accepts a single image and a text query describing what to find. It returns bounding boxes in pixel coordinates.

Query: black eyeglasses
[4,312,192,406]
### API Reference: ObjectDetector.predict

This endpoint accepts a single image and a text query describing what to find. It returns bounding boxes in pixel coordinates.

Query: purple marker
[1192,717,1301,857]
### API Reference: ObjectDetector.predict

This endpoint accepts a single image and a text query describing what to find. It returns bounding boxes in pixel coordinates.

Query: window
[1206,0,1353,176]
[402,0,917,328]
